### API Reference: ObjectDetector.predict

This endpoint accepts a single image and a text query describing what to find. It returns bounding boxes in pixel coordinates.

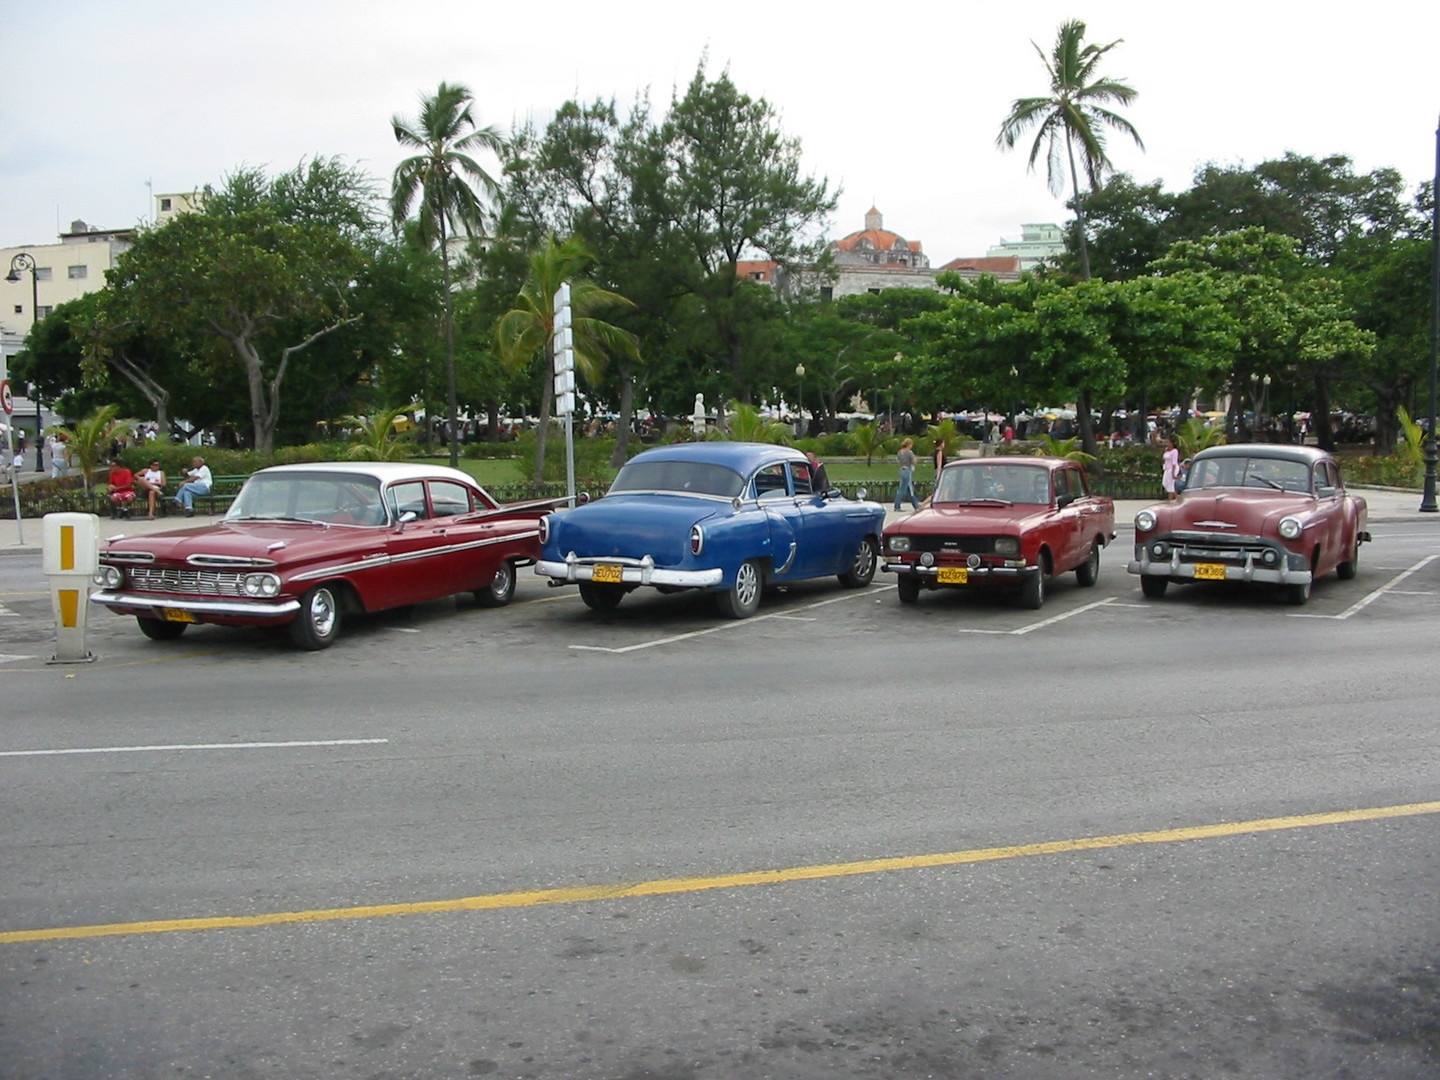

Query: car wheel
[578,582,625,612]
[839,536,878,588]
[1336,534,1360,580]
[716,559,763,619]
[896,575,921,604]
[1140,575,1169,599]
[475,560,517,607]
[1075,542,1100,587]
[1283,578,1311,606]
[289,584,341,650]
[136,616,187,641]
[1019,566,1046,610]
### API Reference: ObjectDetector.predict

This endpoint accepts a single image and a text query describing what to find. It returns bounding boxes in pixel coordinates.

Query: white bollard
[43,512,99,664]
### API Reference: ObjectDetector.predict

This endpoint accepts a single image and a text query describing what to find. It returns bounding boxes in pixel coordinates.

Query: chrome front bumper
[536,554,723,588]
[90,590,302,619]
[1126,546,1312,586]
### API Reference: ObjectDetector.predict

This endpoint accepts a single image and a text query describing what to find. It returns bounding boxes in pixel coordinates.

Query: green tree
[95,162,372,454]
[494,234,640,481]
[391,82,506,467]
[996,19,1144,280]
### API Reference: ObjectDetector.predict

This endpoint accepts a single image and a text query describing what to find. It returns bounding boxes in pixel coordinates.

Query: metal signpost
[553,283,577,506]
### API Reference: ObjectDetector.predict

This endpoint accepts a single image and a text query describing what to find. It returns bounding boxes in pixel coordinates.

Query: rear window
[610,460,745,498]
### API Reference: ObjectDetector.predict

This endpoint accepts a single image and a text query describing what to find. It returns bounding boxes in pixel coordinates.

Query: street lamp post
[6,253,42,471]
[795,363,806,439]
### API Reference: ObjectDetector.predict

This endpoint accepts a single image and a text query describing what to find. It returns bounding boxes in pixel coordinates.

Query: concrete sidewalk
[1,488,1434,555]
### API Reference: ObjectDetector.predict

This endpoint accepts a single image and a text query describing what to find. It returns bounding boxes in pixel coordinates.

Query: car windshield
[935,464,1051,505]
[608,460,746,498]
[1187,456,1312,494]
[226,472,388,525]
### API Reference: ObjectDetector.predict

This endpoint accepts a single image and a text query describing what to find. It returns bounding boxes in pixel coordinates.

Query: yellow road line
[4,799,1437,945]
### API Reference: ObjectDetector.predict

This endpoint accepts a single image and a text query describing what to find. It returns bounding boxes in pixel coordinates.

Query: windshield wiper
[1248,476,1286,491]
[956,497,1014,506]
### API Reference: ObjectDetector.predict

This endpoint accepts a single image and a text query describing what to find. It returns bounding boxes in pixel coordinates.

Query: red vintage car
[1127,444,1369,605]
[881,456,1116,608]
[90,462,563,649]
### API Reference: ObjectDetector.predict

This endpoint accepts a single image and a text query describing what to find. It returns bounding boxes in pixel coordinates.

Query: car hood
[100,521,376,565]
[886,504,1048,535]
[1162,490,1314,532]
[544,493,725,564]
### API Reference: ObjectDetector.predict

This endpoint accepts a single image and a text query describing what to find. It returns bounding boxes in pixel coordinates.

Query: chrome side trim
[90,591,301,619]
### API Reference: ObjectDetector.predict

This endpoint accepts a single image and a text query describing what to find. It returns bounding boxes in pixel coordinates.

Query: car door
[1053,467,1088,571]
[754,462,810,580]
[379,479,465,606]
[791,460,853,574]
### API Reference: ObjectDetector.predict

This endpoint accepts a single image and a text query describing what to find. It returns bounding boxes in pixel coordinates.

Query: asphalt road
[1,522,1438,1079]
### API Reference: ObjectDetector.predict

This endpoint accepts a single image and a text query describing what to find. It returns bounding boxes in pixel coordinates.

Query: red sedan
[90,462,562,649]
[882,457,1116,609]
[1127,444,1369,605]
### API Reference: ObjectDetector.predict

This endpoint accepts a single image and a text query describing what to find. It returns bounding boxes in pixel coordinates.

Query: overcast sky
[3,1,1437,264]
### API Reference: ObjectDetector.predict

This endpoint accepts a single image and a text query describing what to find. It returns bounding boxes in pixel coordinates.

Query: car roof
[946,456,1075,471]
[628,441,807,474]
[251,461,483,486]
[1193,444,1332,465]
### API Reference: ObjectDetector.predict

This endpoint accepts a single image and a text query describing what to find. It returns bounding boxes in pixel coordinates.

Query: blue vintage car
[536,442,887,617]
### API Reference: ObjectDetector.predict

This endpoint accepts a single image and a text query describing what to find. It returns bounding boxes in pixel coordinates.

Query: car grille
[125,567,247,597]
[904,535,1003,555]
[1167,533,1274,564]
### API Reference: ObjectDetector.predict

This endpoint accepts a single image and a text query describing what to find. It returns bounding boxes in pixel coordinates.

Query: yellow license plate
[591,564,623,584]
[936,567,969,585]
[1193,563,1227,581]
[160,607,198,623]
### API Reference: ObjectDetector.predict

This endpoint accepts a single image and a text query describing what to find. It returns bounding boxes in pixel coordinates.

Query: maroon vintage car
[90,462,563,649]
[1127,444,1369,605]
[881,456,1116,609]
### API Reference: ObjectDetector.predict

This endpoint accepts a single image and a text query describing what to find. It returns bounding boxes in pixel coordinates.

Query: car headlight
[994,537,1020,557]
[1278,516,1303,540]
[1135,509,1157,533]
[690,524,704,556]
[888,536,911,553]
[241,573,281,597]
[93,565,123,589]
[538,514,551,545]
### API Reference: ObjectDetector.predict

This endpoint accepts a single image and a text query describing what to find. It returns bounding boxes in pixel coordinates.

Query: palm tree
[50,404,133,494]
[343,401,420,461]
[495,234,640,482]
[725,401,793,445]
[996,19,1143,281]
[391,82,505,468]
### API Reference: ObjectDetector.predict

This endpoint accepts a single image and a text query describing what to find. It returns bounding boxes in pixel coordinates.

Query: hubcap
[310,590,336,638]
[736,563,759,607]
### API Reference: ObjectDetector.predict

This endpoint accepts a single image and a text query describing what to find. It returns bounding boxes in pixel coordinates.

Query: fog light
[1149,541,1168,559]
[919,552,935,567]
[1261,548,1279,566]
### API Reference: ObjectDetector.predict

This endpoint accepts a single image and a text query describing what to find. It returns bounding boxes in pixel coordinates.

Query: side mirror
[393,509,418,532]
[576,491,591,506]
[1316,485,1336,498]
[824,487,842,501]
[1056,493,1077,509]
[854,487,868,501]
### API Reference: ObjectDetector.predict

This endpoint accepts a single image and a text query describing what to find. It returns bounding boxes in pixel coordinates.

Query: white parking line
[954,596,1119,636]
[1290,553,1440,620]
[0,653,35,665]
[0,738,390,758]
[570,589,878,654]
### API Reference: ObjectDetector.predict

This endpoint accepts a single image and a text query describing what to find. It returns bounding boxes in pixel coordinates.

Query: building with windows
[985,222,1066,271]
[2,220,135,341]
